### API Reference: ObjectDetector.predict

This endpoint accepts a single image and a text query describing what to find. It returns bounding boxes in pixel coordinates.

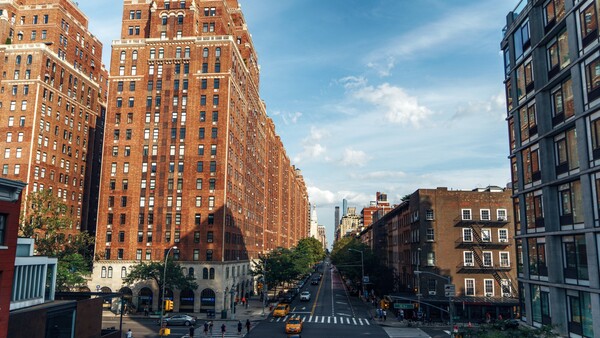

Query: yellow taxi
[285,316,303,334]
[273,304,290,317]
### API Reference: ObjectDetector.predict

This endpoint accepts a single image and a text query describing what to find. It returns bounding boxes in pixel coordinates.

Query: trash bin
[221,310,227,319]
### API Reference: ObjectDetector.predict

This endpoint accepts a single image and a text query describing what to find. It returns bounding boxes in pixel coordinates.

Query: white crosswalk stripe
[270,315,372,326]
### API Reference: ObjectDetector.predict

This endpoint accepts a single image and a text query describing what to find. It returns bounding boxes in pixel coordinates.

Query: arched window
[184,47,190,58]
[101,266,107,278]
[215,47,221,58]
[209,268,215,279]
[203,48,209,58]
[175,47,181,58]
[120,51,126,61]
[132,50,138,60]
[26,55,32,65]
[107,266,113,278]
[121,267,127,278]
[15,55,21,65]
[150,48,156,59]
[203,267,208,279]
[158,48,164,59]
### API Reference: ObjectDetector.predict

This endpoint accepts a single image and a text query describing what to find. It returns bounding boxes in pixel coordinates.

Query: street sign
[444,284,456,297]
[394,303,415,309]
[363,276,369,283]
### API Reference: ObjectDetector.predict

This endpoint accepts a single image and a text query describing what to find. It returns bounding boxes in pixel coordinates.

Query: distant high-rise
[342,199,348,216]
[309,204,318,238]
[0,0,108,235]
[502,0,599,335]
[90,0,309,315]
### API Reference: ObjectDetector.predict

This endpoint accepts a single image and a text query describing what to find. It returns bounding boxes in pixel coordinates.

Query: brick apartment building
[90,0,309,315]
[0,0,108,234]
[364,187,518,322]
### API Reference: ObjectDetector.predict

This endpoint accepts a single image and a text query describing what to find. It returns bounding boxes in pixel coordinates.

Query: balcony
[454,216,510,227]
[457,263,512,274]
[455,237,512,248]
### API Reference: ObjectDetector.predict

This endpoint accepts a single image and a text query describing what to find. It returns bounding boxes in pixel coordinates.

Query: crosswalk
[270,314,371,326]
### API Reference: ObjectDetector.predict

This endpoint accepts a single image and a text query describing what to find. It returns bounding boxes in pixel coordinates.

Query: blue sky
[79,0,518,245]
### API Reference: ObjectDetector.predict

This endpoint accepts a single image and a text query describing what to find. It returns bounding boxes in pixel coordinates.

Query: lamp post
[160,246,177,335]
[348,248,365,299]
[414,264,454,325]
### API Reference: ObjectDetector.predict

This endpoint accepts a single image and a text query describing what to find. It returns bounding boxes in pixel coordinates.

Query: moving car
[285,316,303,334]
[281,292,295,303]
[159,314,197,326]
[273,304,291,317]
[299,291,311,301]
[311,278,319,285]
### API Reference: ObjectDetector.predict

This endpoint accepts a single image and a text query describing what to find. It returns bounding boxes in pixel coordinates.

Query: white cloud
[340,77,431,127]
[340,149,369,167]
[271,110,303,125]
[357,171,407,180]
[293,126,329,164]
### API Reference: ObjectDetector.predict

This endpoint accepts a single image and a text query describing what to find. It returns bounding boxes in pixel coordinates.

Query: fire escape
[455,215,515,297]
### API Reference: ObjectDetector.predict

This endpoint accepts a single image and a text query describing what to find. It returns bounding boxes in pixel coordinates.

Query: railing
[455,238,512,248]
[454,216,510,226]
[456,263,512,272]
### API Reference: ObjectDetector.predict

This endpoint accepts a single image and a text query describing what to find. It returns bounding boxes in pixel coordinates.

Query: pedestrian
[143,304,149,316]
[245,319,251,334]
[203,322,209,336]
[399,309,404,321]
[237,320,242,335]
[383,309,387,321]
[209,321,213,336]
[220,323,226,338]
[189,326,195,338]
[126,328,133,338]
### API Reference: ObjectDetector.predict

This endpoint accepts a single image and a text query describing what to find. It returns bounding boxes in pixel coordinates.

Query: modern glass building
[502,0,600,336]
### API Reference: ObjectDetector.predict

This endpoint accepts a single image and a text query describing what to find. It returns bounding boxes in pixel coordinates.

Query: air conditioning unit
[485,292,493,297]
[174,239,180,243]
[146,242,152,246]
[107,224,111,229]
[498,217,506,221]
[428,291,436,296]
[503,293,512,297]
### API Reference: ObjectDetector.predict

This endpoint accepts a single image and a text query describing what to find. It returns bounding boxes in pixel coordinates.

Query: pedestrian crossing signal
[159,327,171,336]
[164,300,173,312]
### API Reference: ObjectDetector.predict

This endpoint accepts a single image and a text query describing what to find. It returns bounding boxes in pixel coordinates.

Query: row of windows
[104,248,214,261]
[463,278,513,297]
[462,251,511,268]
[109,177,215,191]
[460,208,508,221]
[107,212,216,227]
[105,230,214,244]
[113,126,218,141]
[108,159,218,175]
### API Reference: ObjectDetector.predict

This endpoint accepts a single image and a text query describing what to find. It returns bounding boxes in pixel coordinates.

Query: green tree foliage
[123,259,198,295]
[19,190,94,291]
[330,236,395,296]
[295,237,325,266]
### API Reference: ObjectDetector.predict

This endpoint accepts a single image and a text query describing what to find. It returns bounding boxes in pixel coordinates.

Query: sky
[78,0,519,246]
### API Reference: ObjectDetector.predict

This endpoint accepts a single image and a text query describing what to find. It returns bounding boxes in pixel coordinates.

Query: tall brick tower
[91,0,309,315]
[0,0,108,234]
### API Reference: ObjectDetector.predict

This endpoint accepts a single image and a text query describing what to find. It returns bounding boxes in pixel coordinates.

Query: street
[102,266,452,338]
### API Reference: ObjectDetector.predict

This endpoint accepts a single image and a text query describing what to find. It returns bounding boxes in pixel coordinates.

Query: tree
[295,237,325,266]
[123,259,198,298]
[19,190,94,291]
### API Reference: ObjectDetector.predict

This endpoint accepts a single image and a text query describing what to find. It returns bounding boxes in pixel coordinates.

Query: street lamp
[348,248,365,299]
[160,246,177,335]
[414,248,454,326]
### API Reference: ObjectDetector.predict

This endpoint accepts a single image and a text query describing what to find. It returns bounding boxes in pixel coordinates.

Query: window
[463,251,474,266]
[555,128,579,175]
[101,267,107,278]
[528,237,548,277]
[0,214,6,245]
[461,209,471,220]
[513,19,531,60]
[544,0,566,29]
[562,235,589,283]
[558,180,583,227]
[500,252,510,267]
[206,250,213,261]
[481,229,491,242]
[484,279,494,297]
[580,3,599,48]
[566,291,593,337]
[207,231,213,243]
[462,228,472,242]
[194,231,200,243]
[465,278,475,296]
[497,209,507,221]
[482,251,493,267]
[547,29,570,79]
[498,229,509,242]
[480,209,490,221]
[585,56,600,102]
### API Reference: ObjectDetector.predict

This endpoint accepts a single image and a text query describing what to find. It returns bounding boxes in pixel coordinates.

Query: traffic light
[159,328,171,336]
[164,300,173,312]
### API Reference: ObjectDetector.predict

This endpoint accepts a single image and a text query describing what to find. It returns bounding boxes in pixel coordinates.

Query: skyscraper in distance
[90,0,309,314]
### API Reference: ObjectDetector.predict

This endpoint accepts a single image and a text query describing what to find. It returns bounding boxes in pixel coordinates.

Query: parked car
[285,317,303,334]
[300,291,311,301]
[311,278,319,285]
[273,304,291,317]
[281,292,295,303]
[159,314,197,326]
